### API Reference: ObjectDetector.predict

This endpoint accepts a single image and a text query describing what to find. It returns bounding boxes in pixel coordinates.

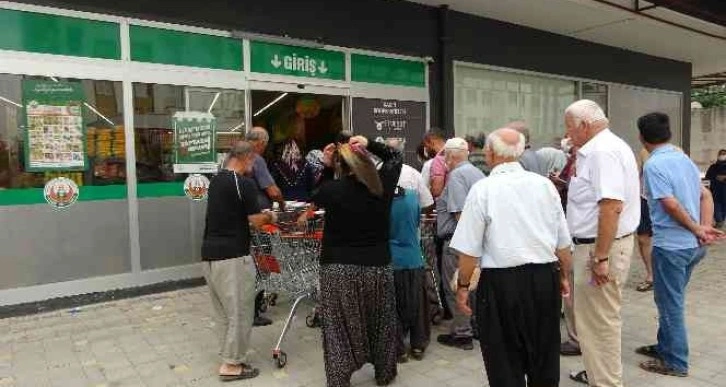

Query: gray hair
[228,141,255,161]
[385,138,406,152]
[486,129,525,159]
[245,127,269,143]
[565,100,609,127]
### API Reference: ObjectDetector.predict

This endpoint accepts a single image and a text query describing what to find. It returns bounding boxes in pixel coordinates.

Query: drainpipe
[437,4,453,136]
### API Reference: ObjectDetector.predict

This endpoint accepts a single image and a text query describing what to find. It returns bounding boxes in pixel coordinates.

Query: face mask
[561,138,572,153]
[718,155,726,162]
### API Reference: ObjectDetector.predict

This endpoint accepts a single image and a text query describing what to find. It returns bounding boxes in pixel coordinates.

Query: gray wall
[0,200,130,289]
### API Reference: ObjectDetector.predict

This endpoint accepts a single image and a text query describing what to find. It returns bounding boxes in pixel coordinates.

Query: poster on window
[23,80,87,172]
[351,98,426,166]
[173,111,218,174]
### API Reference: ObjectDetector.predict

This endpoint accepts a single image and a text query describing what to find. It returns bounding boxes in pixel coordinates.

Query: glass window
[0,74,125,189]
[454,66,578,148]
[582,82,609,115]
[132,84,246,183]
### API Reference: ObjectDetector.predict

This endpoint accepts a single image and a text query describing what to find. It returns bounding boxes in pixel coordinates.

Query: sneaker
[253,316,273,327]
[437,334,473,350]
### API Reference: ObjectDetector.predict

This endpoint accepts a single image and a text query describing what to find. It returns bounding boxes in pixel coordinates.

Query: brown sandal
[640,359,687,377]
[219,366,260,381]
[637,281,654,292]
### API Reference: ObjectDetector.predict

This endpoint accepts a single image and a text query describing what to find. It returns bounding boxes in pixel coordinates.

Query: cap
[444,137,468,151]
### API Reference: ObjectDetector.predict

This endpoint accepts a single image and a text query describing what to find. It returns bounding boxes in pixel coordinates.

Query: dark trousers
[476,263,561,387]
[394,268,431,353]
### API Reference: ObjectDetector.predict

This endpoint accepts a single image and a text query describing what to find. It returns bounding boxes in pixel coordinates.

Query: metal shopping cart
[250,216,323,368]
[420,214,444,325]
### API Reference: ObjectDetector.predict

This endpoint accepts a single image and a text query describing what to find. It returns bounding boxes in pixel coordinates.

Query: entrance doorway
[250,90,345,156]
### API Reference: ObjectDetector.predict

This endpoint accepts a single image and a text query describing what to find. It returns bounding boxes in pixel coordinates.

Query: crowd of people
[199,100,724,387]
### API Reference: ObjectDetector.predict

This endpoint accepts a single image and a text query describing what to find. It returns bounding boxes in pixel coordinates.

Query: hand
[322,143,336,167]
[590,260,610,287]
[349,136,368,149]
[560,275,571,298]
[695,225,726,245]
[456,288,472,316]
[549,173,566,187]
[262,209,278,224]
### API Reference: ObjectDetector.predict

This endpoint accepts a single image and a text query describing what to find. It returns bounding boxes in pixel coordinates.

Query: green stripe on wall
[351,54,426,87]
[0,185,127,206]
[0,9,120,59]
[137,182,184,198]
[130,25,242,70]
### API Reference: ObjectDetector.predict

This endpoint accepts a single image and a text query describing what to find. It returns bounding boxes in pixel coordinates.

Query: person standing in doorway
[705,149,726,228]
[436,138,485,350]
[201,142,278,381]
[635,112,723,377]
[244,127,284,327]
[451,128,573,387]
[564,100,640,387]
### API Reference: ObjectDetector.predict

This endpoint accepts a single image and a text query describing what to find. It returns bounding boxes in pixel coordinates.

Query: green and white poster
[173,111,218,174]
[23,80,87,171]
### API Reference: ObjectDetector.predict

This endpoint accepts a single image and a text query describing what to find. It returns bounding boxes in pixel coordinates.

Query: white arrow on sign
[318,61,328,74]
[271,55,282,68]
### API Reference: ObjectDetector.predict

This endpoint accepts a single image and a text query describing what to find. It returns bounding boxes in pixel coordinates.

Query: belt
[572,233,633,246]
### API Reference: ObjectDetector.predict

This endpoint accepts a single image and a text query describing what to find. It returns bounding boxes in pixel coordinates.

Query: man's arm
[430,176,445,198]
[249,211,276,228]
[455,253,478,316]
[701,186,715,227]
[593,199,623,259]
[265,185,285,208]
[555,247,572,297]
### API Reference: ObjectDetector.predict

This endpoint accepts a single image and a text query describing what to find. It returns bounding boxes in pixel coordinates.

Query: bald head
[484,128,526,168]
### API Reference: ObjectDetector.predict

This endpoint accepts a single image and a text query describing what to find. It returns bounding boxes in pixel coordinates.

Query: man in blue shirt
[636,112,723,378]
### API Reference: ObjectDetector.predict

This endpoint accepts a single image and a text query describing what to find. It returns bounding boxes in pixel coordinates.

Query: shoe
[640,359,688,377]
[253,316,272,327]
[635,344,660,359]
[560,341,582,356]
[437,334,473,350]
[410,348,425,361]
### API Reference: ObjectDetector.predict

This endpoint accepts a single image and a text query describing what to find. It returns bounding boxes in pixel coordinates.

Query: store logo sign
[251,41,344,80]
[44,177,79,210]
[184,174,210,201]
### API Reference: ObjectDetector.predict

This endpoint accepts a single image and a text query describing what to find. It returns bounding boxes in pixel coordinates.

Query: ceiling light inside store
[253,92,288,117]
[0,95,22,108]
[49,76,59,82]
[207,92,221,114]
[228,122,245,132]
[83,102,115,126]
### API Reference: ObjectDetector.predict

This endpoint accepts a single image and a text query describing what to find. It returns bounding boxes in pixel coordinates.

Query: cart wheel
[269,293,278,306]
[275,352,287,368]
[306,315,316,328]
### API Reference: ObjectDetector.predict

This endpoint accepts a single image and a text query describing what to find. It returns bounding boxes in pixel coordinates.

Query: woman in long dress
[305,135,402,387]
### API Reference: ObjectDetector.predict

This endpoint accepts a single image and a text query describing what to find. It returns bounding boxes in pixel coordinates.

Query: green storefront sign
[250,41,345,80]
[23,80,88,172]
[351,54,426,87]
[173,112,216,164]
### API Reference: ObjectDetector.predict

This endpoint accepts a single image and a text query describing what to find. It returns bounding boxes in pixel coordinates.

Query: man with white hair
[451,128,573,387]
[435,137,485,350]
[564,100,640,387]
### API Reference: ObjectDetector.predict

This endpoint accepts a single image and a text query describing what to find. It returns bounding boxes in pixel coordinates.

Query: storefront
[0,0,698,306]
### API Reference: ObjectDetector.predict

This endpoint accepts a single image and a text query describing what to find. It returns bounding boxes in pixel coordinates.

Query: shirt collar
[450,160,472,172]
[578,128,612,157]
[489,161,524,176]
[650,144,676,156]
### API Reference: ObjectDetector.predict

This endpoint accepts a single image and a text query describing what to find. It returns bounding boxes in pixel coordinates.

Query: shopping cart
[420,214,444,325]
[250,216,323,368]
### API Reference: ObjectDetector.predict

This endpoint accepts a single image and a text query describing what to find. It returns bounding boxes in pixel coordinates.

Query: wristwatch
[589,251,609,264]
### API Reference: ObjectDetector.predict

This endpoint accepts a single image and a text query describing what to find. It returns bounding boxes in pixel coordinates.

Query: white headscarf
[536,147,567,175]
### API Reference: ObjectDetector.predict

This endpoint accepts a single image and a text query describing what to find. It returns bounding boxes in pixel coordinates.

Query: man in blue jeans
[636,112,723,377]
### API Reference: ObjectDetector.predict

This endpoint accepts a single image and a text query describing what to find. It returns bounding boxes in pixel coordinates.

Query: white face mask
[561,138,572,153]
[718,155,726,162]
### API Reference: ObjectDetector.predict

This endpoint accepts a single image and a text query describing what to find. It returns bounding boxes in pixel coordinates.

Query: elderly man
[245,127,285,211]
[508,121,547,176]
[564,100,640,387]
[635,113,722,377]
[436,137,485,350]
[451,128,572,387]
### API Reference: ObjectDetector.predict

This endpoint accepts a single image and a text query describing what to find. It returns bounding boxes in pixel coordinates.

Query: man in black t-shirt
[202,141,277,382]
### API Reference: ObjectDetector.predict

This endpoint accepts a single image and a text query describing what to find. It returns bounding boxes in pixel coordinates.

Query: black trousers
[476,263,561,387]
[394,268,431,353]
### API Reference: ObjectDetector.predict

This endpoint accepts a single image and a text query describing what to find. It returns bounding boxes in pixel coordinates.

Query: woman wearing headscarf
[270,140,318,202]
[306,149,325,185]
[537,146,568,176]
[302,135,402,387]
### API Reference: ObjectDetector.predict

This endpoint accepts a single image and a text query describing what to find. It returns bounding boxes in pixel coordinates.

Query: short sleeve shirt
[250,154,275,209]
[436,161,485,237]
[398,164,434,208]
[429,151,447,182]
[202,171,261,260]
[644,145,702,250]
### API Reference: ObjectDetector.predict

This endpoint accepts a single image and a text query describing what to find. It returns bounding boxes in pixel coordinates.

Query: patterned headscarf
[281,140,302,174]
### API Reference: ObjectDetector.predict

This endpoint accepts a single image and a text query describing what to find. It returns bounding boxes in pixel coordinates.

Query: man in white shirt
[451,128,572,387]
[564,100,640,387]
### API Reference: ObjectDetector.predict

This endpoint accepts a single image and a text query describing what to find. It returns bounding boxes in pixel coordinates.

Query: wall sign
[23,80,87,172]
[44,177,79,210]
[351,54,426,87]
[173,111,218,174]
[183,174,210,201]
[351,98,426,165]
[250,41,345,80]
